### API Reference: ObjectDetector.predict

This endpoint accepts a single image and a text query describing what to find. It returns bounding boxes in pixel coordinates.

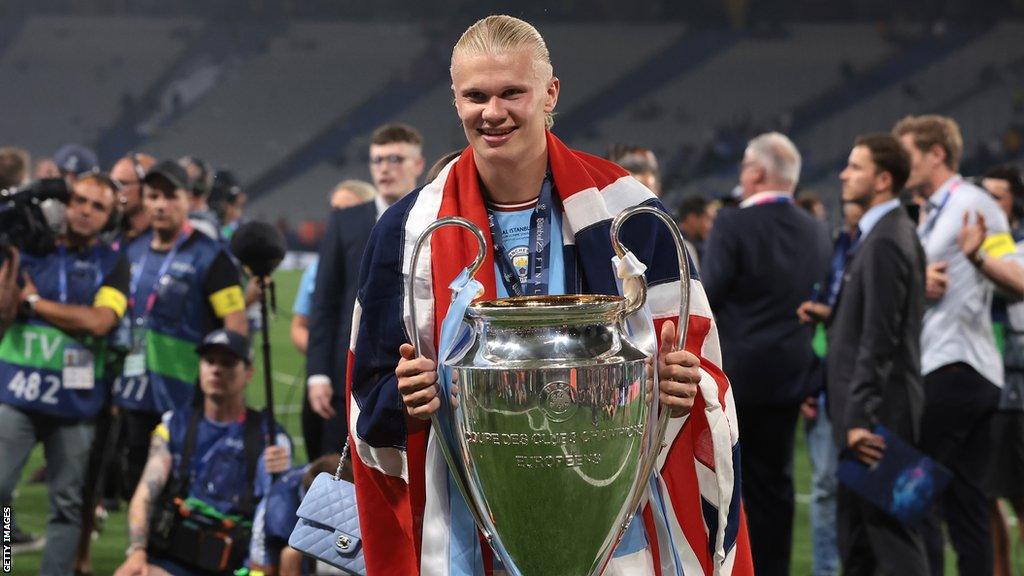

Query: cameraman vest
[155,406,284,519]
[150,406,290,574]
[115,231,244,414]
[0,244,127,419]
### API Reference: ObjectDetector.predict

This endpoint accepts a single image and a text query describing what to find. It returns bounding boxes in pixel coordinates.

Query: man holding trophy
[346,15,752,576]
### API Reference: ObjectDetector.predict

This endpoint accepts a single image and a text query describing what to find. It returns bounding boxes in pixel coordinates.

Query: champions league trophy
[407,206,690,576]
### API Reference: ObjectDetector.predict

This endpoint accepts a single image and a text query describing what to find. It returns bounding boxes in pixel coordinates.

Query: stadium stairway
[0,17,26,61]
[800,45,1024,191]
[96,19,285,164]
[671,23,993,202]
[244,32,453,201]
[787,25,991,137]
[555,29,741,143]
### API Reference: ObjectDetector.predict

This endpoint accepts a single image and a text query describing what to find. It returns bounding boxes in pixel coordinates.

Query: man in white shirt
[894,114,1024,576]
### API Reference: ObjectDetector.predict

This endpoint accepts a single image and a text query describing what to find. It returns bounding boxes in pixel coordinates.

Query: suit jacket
[826,207,925,447]
[702,200,832,405]
[307,200,377,392]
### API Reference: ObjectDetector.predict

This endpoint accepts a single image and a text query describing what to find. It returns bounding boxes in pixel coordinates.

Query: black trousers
[918,363,1000,576]
[736,402,800,576]
[837,485,929,575]
[300,384,347,462]
[118,410,162,501]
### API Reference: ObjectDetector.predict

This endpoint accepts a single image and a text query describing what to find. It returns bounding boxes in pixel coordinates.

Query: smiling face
[451,50,558,169]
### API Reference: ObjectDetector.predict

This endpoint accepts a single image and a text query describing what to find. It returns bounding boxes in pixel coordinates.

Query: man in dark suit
[702,132,832,576]
[304,123,425,460]
[826,133,928,575]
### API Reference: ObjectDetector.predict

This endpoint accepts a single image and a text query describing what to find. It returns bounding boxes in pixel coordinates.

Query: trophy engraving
[407,207,690,575]
[541,380,576,422]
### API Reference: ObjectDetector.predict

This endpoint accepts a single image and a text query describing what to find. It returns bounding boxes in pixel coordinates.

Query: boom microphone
[229,221,286,277]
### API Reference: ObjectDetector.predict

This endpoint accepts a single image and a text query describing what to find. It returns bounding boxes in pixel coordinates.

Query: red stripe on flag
[661,408,714,575]
[347,348,423,575]
[641,505,663,576]
[684,314,711,357]
[408,429,428,559]
[734,504,755,575]
[350,447,419,574]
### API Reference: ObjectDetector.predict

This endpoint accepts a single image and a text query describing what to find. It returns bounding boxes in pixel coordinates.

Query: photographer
[0,173,129,575]
[0,247,18,335]
[114,329,290,576]
[114,160,247,502]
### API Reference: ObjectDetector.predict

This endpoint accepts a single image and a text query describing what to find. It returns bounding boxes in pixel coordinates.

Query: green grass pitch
[8,268,1021,574]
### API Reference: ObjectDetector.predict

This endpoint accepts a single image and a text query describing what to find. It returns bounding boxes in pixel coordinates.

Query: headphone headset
[103,152,147,234]
[79,158,134,235]
[64,169,124,235]
[180,155,213,198]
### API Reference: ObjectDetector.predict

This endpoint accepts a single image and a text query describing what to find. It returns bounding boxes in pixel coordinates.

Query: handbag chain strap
[334,443,350,481]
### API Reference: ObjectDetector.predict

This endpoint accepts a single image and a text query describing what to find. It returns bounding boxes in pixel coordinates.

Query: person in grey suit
[826,133,928,575]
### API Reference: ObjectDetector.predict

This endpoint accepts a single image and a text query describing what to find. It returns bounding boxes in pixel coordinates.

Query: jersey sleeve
[202,250,245,318]
[977,194,1017,259]
[93,253,130,318]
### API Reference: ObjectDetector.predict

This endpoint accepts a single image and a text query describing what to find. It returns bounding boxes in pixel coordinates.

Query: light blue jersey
[292,259,319,317]
[490,205,565,298]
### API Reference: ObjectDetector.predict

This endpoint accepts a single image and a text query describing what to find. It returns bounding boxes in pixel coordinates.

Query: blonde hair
[451,15,555,129]
[892,114,963,171]
[333,179,376,202]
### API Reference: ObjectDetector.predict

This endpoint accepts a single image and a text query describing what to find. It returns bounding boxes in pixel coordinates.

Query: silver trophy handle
[609,205,692,528]
[609,205,691,347]
[407,216,487,358]
[405,216,492,539]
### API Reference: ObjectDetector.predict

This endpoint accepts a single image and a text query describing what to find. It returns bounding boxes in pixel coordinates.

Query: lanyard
[57,245,102,304]
[487,174,555,297]
[742,193,793,208]
[920,178,962,238]
[129,229,191,323]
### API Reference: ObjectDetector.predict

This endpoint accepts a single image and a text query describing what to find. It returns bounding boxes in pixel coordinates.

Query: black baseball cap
[144,160,190,192]
[210,169,243,203]
[196,329,252,365]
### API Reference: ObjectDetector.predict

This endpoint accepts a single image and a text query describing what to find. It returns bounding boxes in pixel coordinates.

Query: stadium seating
[0,15,201,159]
[141,21,426,184]
[249,23,687,220]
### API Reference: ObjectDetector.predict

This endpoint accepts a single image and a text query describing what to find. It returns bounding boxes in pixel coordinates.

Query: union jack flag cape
[346,131,754,575]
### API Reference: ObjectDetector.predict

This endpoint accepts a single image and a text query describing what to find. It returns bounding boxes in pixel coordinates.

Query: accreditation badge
[62,343,95,390]
[123,326,147,378]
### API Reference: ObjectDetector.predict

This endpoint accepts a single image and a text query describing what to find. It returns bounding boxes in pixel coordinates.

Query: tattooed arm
[114,429,173,576]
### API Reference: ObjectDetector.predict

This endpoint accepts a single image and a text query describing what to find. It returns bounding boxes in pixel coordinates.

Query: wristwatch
[969,250,986,268]
[21,294,40,317]
[125,543,146,557]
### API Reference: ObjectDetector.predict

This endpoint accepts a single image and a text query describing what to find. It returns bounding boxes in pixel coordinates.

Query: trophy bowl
[452,294,652,575]
[408,207,689,576]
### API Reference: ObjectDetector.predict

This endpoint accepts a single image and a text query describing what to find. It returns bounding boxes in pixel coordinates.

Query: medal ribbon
[486,173,554,297]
